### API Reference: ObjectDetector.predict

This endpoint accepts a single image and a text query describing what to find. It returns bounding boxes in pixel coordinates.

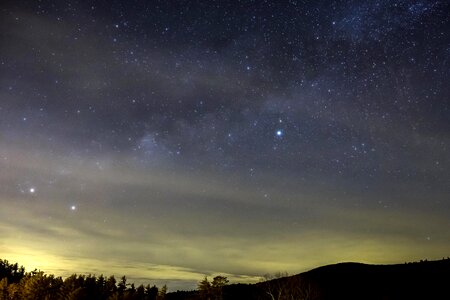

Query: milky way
[0,0,449,290]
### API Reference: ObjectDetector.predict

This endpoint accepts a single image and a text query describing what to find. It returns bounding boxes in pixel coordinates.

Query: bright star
[71,205,77,211]
[276,130,283,137]
[29,187,35,193]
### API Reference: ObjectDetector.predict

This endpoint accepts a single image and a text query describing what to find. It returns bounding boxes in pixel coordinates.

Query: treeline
[0,259,166,300]
[2,258,450,300]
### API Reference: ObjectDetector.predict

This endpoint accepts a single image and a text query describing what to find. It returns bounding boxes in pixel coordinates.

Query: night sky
[1,0,449,291]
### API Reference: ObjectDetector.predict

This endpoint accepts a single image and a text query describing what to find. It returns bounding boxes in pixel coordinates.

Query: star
[70,205,77,211]
[29,187,36,194]
[276,130,283,137]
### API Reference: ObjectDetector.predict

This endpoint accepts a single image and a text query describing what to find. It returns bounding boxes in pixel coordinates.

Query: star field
[0,0,449,291]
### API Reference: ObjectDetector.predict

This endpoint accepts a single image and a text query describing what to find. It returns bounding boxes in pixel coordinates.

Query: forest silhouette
[1,258,450,300]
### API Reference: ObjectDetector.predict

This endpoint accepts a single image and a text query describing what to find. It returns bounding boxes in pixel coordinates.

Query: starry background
[0,0,449,291]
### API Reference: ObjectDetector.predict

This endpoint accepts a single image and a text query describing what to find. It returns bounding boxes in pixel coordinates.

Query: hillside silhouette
[1,258,450,299]
[167,258,450,300]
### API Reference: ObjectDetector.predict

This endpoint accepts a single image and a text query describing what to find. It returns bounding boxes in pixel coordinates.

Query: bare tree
[262,273,320,300]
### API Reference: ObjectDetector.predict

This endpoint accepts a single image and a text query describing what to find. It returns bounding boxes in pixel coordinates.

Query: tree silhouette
[21,271,63,300]
[198,276,229,300]
[211,276,229,300]
[198,276,212,300]
[145,284,158,300]
[157,284,167,300]
[0,260,25,284]
[106,275,118,296]
[7,281,21,300]
[0,258,166,300]
[118,275,128,297]
[0,278,9,300]
[135,284,146,300]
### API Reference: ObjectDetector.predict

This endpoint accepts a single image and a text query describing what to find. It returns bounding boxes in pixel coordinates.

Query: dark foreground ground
[167,258,450,300]
[1,258,449,299]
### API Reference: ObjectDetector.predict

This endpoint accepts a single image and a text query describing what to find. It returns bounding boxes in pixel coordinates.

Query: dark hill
[167,258,450,300]
[299,260,450,300]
